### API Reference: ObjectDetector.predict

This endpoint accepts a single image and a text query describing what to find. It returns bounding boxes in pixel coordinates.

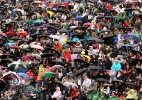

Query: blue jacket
[111,60,121,71]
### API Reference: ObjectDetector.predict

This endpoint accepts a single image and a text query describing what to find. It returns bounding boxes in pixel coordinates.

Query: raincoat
[111,60,121,71]
[63,49,72,61]
[87,88,99,100]
[52,87,62,100]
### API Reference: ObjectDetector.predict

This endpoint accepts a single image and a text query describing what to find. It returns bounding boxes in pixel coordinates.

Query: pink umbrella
[22,55,33,61]
[71,54,78,60]
[83,22,93,27]
[136,76,142,80]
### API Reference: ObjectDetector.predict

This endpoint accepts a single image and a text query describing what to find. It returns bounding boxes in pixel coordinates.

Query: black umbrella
[53,80,65,87]
[58,28,68,33]
[87,37,103,43]
[100,30,111,33]
[113,24,122,29]
[0,59,13,64]
[131,49,141,55]
[103,34,114,39]
[0,54,11,59]
[88,0,98,3]
[0,38,6,43]
[74,68,87,76]
[112,80,127,86]
[88,66,101,70]
[74,58,87,63]
[41,53,53,58]
[43,47,61,57]
[10,37,20,40]
[39,33,50,38]
[22,0,33,2]
[51,60,64,65]
[96,16,105,19]
[124,8,134,11]
[66,41,77,45]
[46,25,58,30]
[105,16,114,19]
[20,48,31,53]
[95,78,110,83]
[31,33,41,37]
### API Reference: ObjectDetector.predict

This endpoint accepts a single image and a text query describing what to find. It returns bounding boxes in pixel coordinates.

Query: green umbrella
[8,60,26,70]
[44,72,55,78]
[7,39,14,43]
[26,20,34,25]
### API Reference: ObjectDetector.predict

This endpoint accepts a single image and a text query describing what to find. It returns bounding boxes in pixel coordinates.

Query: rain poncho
[52,87,62,100]
[87,88,99,100]
[111,60,121,71]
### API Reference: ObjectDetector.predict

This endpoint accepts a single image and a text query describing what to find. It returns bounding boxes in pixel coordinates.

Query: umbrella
[81,55,91,62]
[9,46,20,49]
[26,20,34,24]
[53,80,64,87]
[58,28,68,33]
[0,59,13,64]
[21,55,33,61]
[9,37,20,40]
[113,24,122,28]
[66,73,75,77]
[51,65,63,70]
[33,19,46,25]
[17,31,28,37]
[71,47,82,53]
[51,60,64,65]
[96,16,105,19]
[43,47,61,57]
[83,22,93,27]
[44,72,56,78]
[112,80,127,86]
[31,45,44,50]
[41,53,53,58]
[5,43,15,46]
[88,66,101,70]
[5,32,15,36]
[121,44,135,49]
[135,76,142,80]
[63,82,78,88]
[71,54,78,60]
[87,37,103,43]
[3,71,20,84]
[8,60,26,70]
[74,58,87,63]
[17,73,29,80]
[20,48,31,53]
[100,30,111,33]
[123,33,142,42]
[31,54,41,59]
[95,78,110,83]
[0,54,11,59]
[74,68,87,76]
[0,78,6,84]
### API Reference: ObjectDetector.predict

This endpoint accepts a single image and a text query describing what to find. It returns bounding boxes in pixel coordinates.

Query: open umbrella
[31,54,41,59]
[71,54,78,60]
[87,37,103,43]
[51,60,64,65]
[88,66,101,70]
[26,19,34,24]
[123,33,142,42]
[0,59,13,64]
[33,19,46,25]
[47,11,54,18]
[51,65,63,70]
[8,60,26,70]
[74,68,87,76]
[44,72,56,78]
[83,22,93,27]
[17,73,29,80]
[5,43,16,46]
[53,80,64,87]
[41,53,53,58]
[63,82,78,88]
[21,55,33,61]
[58,28,68,33]
[6,32,15,36]
[31,45,44,50]
[9,46,20,49]
[135,76,142,80]
[9,37,20,40]
[17,31,28,37]
[121,44,135,49]
[95,78,110,83]
[74,58,87,63]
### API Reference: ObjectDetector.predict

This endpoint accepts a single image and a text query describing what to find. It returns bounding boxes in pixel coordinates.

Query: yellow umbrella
[48,11,54,18]
[35,12,42,18]
[81,55,91,62]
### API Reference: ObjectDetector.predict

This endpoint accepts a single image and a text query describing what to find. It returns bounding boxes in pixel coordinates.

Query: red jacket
[63,50,72,61]
[70,90,78,99]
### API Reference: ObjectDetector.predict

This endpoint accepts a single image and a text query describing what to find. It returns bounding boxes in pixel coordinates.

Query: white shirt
[82,78,91,88]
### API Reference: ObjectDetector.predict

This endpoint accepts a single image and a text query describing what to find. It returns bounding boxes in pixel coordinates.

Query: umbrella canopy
[135,76,142,80]
[87,37,103,43]
[51,65,63,70]
[33,19,46,25]
[121,44,135,49]
[63,82,78,88]
[58,28,68,33]
[5,43,15,46]
[17,73,29,80]
[71,54,78,60]
[31,45,44,50]
[17,31,28,37]
[123,33,142,42]
[83,22,93,27]
[26,19,34,24]
[0,53,11,59]
[41,53,53,58]
[88,66,101,70]
[44,72,56,78]
[6,32,15,36]
[21,55,33,61]
[74,58,87,63]
[51,60,64,65]
[8,60,26,70]
[74,68,87,76]
[95,78,110,83]
[9,37,20,40]
[9,46,20,49]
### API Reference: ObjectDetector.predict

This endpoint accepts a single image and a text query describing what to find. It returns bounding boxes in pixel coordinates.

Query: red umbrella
[17,31,28,37]
[5,32,14,36]
[83,22,93,27]
[9,46,20,49]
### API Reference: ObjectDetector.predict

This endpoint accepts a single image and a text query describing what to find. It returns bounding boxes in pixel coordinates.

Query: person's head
[83,74,88,79]
[73,86,78,91]
[56,86,60,91]
[35,84,39,88]
[126,64,131,69]
[112,91,116,97]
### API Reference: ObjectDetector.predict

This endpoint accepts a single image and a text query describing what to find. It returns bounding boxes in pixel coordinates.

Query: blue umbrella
[75,16,83,21]
[17,73,29,80]
[5,43,16,46]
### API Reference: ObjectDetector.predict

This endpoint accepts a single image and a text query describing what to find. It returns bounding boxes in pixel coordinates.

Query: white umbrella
[8,60,26,70]
[31,45,44,50]
[31,54,41,59]
[63,82,78,88]
[49,35,60,40]
[51,65,63,70]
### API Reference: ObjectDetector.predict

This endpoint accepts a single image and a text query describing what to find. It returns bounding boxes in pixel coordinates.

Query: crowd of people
[0,0,142,100]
